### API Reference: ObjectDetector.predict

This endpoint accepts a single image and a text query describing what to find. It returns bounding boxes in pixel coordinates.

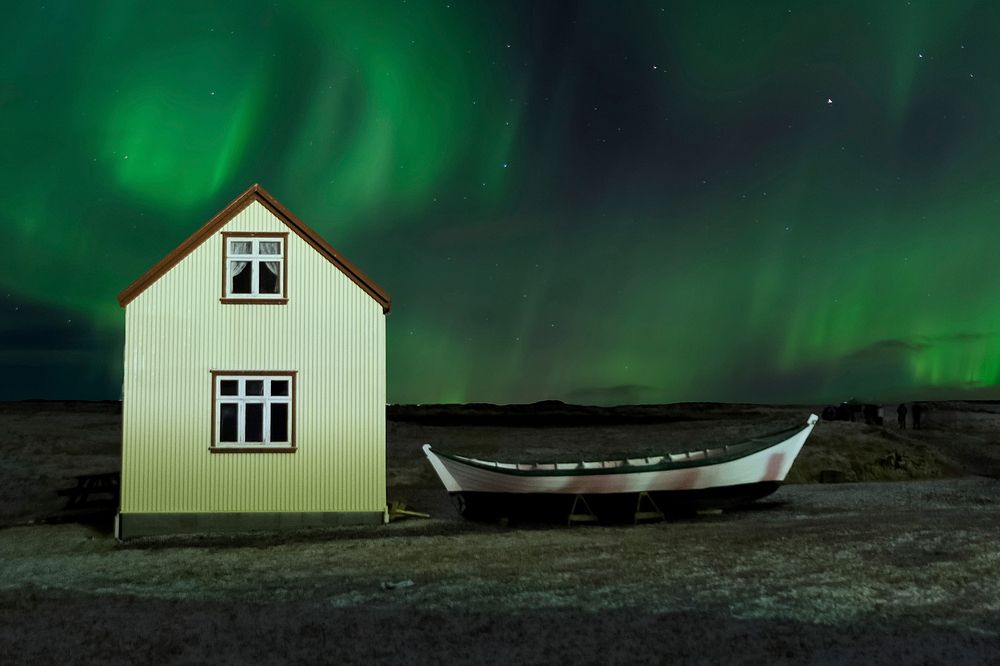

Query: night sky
[3,1,1000,404]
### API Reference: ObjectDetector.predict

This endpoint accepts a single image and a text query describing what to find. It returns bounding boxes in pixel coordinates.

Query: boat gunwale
[429,421,810,478]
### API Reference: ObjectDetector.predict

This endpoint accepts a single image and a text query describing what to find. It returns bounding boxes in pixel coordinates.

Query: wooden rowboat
[423,414,818,521]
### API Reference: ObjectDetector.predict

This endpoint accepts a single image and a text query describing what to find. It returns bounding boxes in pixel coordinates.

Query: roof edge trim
[116,184,391,313]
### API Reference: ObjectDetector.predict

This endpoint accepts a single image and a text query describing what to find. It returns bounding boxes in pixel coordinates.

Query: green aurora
[3,1,1000,404]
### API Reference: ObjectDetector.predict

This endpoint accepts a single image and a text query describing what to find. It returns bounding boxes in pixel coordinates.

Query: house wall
[120,201,385,520]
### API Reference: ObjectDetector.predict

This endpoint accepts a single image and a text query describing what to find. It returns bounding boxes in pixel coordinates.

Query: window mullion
[263,394,271,445]
[263,379,271,444]
[250,239,258,297]
[238,398,245,444]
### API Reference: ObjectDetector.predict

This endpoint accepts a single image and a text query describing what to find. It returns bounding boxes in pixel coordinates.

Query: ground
[0,401,998,664]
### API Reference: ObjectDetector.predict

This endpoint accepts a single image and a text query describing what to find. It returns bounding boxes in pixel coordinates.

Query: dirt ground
[0,401,998,663]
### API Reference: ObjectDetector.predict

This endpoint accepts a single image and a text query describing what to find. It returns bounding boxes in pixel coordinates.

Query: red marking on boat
[763,452,786,481]
[672,468,700,490]
[563,477,595,494]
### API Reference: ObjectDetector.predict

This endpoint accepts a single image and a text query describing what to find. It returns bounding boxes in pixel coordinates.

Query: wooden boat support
[423,414,819,524]
[568,495,598,525]
[633,492,664,524]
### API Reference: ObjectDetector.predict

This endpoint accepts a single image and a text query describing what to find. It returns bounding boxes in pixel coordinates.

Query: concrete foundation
[116,510,385,540]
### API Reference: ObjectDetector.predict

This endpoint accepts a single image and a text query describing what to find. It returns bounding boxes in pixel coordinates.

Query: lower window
[211,371,296,452]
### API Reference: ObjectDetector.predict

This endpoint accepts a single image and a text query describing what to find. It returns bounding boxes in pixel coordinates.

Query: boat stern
[422,444,463,493]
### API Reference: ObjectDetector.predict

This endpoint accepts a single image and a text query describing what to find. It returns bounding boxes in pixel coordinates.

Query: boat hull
[423,414,818,522]
[453,481,783,522]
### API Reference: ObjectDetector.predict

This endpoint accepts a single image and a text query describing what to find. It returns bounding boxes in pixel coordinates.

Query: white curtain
[229,260,250,293]
[263,261,280,293]
[229,260,249,280]
[259,241,281,255]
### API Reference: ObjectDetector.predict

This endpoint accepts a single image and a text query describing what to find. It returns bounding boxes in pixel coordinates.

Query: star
[827,98,833,105]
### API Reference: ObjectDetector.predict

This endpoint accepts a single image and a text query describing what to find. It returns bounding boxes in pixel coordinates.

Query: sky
[2,0,1000,405]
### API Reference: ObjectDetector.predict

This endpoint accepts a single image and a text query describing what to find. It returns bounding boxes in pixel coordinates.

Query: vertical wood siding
[121,201,386,513]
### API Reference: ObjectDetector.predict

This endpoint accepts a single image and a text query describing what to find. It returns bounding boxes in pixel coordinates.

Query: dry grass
[1,478,998,663]
[0,401,998,663]
[0,402,121,524]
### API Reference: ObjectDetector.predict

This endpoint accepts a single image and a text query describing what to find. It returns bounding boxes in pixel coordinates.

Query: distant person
[897,403,908,429]
[912,403,922,429]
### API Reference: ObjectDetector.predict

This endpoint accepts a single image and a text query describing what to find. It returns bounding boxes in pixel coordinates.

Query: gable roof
[117,184,391,312]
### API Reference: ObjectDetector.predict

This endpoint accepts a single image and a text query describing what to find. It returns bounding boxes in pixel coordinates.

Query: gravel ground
[0,402,998,663]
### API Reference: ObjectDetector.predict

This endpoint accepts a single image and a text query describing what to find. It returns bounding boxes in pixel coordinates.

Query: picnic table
[57,471,120,510]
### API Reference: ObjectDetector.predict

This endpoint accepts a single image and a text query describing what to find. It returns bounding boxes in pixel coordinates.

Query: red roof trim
[116,184,390,312]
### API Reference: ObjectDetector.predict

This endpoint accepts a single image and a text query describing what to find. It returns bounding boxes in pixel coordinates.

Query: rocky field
[0,401,998,663]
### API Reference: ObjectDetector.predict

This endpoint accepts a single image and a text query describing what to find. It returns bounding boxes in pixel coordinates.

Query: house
[115,184,390,539]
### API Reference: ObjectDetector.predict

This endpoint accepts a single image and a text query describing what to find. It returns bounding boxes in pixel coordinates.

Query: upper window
[221,232,288,303]
[211,372,296,453]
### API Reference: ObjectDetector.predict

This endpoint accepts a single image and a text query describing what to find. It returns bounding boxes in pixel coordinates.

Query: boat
[422,414,818,522]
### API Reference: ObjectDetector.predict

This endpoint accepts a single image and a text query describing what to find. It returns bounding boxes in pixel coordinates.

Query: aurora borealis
[4,1,1000,404]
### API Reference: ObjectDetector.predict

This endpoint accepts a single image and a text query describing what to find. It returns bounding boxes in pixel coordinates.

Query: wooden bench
[57,472,120,510]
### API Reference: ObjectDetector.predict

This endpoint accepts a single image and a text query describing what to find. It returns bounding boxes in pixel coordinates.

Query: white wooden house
[115,184,389,539]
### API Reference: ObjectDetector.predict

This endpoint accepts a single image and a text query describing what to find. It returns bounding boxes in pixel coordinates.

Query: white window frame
[224,236,285,300]
[212,373,295,451]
